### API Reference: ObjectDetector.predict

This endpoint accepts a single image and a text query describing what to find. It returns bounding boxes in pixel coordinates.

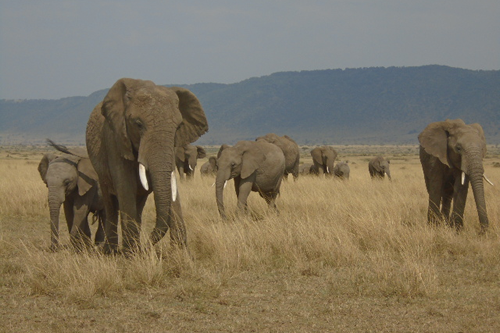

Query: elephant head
[369,156,391,180]
[200,156,218,176]
[86,78,208,252]
[419,118,490,231]
[38,150,102,250]
[310,146,337,176]
[175,144,207,179]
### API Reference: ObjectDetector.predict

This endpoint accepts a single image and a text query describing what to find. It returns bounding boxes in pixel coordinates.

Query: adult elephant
[256,133,300,180]
[334,161,350,180]
[419,119,492,232]
[38,141,104,251]
[175,144,206,180]
[216,141,285,219]
[368,156,391,180]
[200,156,217,177]
[310,146,337,177]
[86,78,208,253]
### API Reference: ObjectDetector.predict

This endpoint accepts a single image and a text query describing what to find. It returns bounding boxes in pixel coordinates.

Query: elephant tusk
[171,171,177,202]
[484,174,494,186]
[461,172,465,185]
[139,163,149,191]
[189,165,194,171]
[224,180,227,188]
[326,166,330,173]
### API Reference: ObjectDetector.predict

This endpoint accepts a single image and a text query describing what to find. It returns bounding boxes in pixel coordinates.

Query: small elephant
[334,161,350,180]
[216,141,286,219]
[368,156,391,180]
[419,118,491,232]
[175,144,207,180]
[86,78,208,253]
[200,156,218,177]
[310,146,337,177]
[298,163,313,175]
[256,133,300,180]
[38,141,105,251]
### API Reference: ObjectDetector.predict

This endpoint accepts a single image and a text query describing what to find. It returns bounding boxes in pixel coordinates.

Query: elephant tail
[92,209,105,226]
[47,139,88,158]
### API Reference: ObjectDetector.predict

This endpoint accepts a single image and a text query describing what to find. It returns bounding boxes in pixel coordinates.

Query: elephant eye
[134,119,144,129]
[456,145,462,153]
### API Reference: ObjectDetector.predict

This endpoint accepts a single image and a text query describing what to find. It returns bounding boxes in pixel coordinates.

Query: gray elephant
[419,119,492,232]
[175,144,206,180]
[216,141,285,219]
[333,161,350,180]
[310,146,337,177]
[368,156,391,180]
[86,78,208,253]
[298,163,313,175]
[38,141,104,251]
[256,133,300,180]
[200,156,218,177]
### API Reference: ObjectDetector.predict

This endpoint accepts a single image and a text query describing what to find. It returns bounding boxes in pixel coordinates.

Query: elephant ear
[101,78,136,161]
[217,144,231,159]
[311,148,323,165]
[77,158,98,196]
[196,146,207,159]
[38,153,57,183]
[241,147,265,179]
[170,87,209,147]
[175,146,186,162]
[418,121,451,167]
[470,123,487,157]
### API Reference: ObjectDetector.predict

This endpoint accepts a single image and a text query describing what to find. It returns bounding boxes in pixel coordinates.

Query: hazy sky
[1,1,499,99]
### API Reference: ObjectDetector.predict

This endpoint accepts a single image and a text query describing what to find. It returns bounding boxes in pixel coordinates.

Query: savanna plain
[1,144,500,332]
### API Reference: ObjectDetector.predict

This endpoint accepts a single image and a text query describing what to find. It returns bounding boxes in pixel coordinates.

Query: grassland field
[1,144,500,332]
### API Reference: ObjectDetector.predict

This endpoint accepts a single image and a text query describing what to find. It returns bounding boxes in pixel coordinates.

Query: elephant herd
[37,78,493,254]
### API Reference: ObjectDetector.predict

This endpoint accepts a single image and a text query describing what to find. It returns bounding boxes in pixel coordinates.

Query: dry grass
[1,145,500,332]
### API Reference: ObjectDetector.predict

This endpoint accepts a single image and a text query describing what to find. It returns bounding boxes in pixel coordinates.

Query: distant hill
[1,65,499,145]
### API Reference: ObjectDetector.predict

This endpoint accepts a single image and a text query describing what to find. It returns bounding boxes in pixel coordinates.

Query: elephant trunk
[143,133,186,247]
[215,170,229,219]
[467,159,489,232]
[47,186,65,249]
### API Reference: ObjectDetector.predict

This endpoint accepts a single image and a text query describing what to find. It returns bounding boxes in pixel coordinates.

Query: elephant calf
[334,161,350,180]
[38,142,104,251]
[216,141,286,219]
[368,156,391,180]
[200,156,218,177]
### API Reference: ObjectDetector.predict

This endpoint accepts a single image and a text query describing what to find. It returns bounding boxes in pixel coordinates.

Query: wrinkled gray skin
[216,141,285,219]
[200,156,218,177]
[256,133,300,180]
[38,144,105,251]
[86,78,208,253]
[368,156,391,180]
[298,163,313,175]
[334,161,350,180]
[175,144,206,180]
[310,146,337,177]
[419,119,490,232]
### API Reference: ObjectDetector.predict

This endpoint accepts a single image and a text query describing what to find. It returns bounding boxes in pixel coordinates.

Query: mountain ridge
[1,65,499,145]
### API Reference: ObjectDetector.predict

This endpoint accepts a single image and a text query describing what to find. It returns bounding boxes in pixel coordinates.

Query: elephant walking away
[334,161,350,180]
[38,141,105,251]
[216,141,286,219]
[256,133,300,180]
[86,78,208,253]
[419,119,492,232]
[310,146,337,177]
[368,156,391,180]
[200,156,217,177]
[175,144,206,180]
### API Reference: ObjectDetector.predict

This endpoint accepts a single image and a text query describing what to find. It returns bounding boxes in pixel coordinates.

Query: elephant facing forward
[216,141,285,219]
[419,119,491,232]
[38,141,104,251]
[175,144,206,180]
[334,161,350,180]
[256,133,300,180]
[86,78,208,253]
[368,156,391,180]
[310,146,337,177]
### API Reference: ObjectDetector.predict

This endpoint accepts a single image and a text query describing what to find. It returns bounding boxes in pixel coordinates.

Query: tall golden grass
[1,147,500,331]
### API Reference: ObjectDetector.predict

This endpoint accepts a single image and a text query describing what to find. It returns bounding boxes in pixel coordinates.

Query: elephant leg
[169,194,187,247]
[262,191,279,214]
[118,193,141,253]
[70,200,92,251]
[63,199,75,236]
[441,177,454,223]
[451,178,469,231]
[236,179,253,214]
[427,190,443,226]
[94,210,106,246]
[102,189,119,254]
